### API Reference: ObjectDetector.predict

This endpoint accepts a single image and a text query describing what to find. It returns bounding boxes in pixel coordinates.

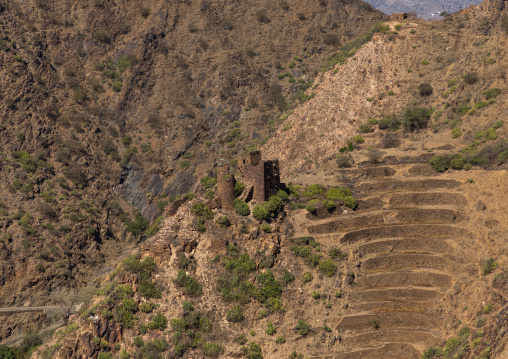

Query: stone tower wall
[263,159,281,199]
[217,165,235,210]
[222,151,282,207]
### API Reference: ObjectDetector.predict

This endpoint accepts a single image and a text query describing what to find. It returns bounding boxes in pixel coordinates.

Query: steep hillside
[0,0,386,320]
[264,0,508,176]
[2,0,508,357]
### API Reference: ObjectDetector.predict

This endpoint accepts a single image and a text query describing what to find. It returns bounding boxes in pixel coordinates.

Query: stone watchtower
[239,151,281,203]
[217,164,235,211]
[390,12,408,21]
[217,151,282,210]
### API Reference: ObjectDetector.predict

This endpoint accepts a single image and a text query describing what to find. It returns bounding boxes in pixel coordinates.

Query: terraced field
[294,154,479,358]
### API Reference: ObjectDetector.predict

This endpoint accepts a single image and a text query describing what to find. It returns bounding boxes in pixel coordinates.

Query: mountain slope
[0,0,387,342]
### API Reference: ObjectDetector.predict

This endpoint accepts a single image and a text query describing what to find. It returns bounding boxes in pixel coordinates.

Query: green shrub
[451,128,462,138]
[148,313,167,330]
[252,205,269,221]
[421,347,442,359]
[335,290,342,298]
[352,135,364,144]
[200,176,217,188]
[402,107,432,131]
[140,302,157,313]
[277,189,289,201]
[98,353,113,359]
[311,291,320,299]
[358,123,373,133]
[463,72,479,84]
[305,205,316,213]
[139,324,147,334]
[242,342,263,359]
[234,180,245,196]
[112,81,122,92]
[263,196,283,217]
[275,335,286,344]
[430,155,450,172]
[302,272,313,283]
[227,305,244,322]
[257,309,268,319]
[234,334,248,345]
[371,319,379,329]
[378,116,400,130]
[173,270,203,296]
[134,336,144,347]
[302,184,324,197]
[323,200,335,211]
[256,270,282,302]
[123,211,149,237]
[217,216,231,228]
[191,202,213,219]
[260,224,271,233]
[116,298,138,328]
[450,155,465,170]
[318,258,337,277]
[296,320,310,336]
[326,187,351,200]
[483,258,498,275]
[202,342,224,358]
[233,198,250,216]
[21,332,42,353]
[482,87,501,100]
[343,196,357,210]
[329,248,347,260]
[139,279,162,299]
[282,270,295,285]
[265,322,276,335]
[205,189,214,199]
[0,345,15,359]
[182,301,194,312]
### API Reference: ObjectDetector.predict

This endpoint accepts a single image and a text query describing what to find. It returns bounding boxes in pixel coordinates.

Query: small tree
[418,83,433,96]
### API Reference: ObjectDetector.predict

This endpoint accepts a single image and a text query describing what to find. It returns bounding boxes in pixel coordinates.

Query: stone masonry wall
[217,165,235,210]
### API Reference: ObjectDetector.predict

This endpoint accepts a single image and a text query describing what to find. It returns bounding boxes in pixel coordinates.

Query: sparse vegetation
[482,258,498,275]
[296,320,310,336]
[402,107,432,131]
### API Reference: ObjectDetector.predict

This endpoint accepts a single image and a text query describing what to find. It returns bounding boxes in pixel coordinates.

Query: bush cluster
[170,308,213,357]
[252,196,283,221]
[200,176,217,188]
[402,107,432,132]
[234,198,250,216]
[174,270,203,296]
[191,202,214,219]
[430,135,507,172]
[326,187,357,210]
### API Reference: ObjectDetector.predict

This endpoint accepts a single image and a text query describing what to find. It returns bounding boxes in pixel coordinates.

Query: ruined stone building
[390,12,408,21]
[217,151,282,210]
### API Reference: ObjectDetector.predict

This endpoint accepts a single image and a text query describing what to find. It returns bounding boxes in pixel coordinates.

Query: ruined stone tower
[239,151,281,203]
[217,164,235,211]
[217,151,282,211]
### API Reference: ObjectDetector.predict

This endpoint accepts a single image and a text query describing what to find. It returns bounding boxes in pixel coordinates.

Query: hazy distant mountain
[366,0,482,19]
